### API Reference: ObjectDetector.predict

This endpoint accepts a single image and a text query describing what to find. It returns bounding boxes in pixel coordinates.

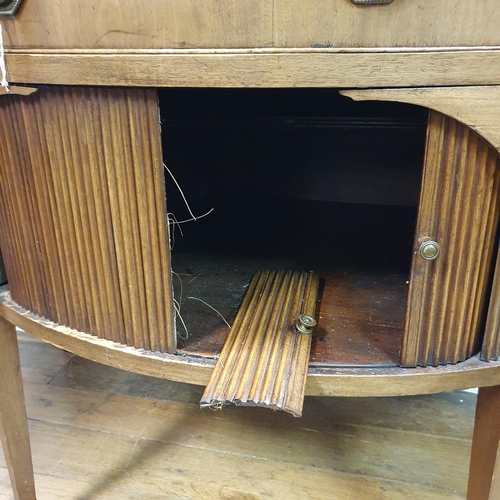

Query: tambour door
[0,86,176,353]
[401,111,500,367]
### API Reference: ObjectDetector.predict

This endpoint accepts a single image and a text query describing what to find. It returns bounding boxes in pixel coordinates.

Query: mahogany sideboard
[2,1,500,498]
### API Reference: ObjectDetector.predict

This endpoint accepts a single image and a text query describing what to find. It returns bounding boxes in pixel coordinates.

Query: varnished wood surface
[483,254,500,361]
[2,0,273,50]
[401,112,500,367]
[273,1,500,49]
[5,292,500,398]
[0,331,478,499]
[2,0,499,49]
[6,49,500,89]
[0,319,36,500]
[0,86,175,353]
[201,271,319,417]
[467,386,500,500]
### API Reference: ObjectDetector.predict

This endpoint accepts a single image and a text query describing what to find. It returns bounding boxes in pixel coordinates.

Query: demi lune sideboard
[2,1,500,499]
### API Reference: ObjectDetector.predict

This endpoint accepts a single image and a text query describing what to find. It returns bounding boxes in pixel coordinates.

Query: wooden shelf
[174,254,407,368]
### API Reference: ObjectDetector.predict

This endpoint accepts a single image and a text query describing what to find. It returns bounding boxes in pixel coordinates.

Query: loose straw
[0,23,10,92]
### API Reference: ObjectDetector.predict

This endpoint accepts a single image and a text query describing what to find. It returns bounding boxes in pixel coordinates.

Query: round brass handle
[296,314,317,334]
[419,241,440,261]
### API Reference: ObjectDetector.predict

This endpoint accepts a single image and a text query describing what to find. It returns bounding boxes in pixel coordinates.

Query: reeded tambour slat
[402,111,500,367]
[0,87,175,353]
[201,270,319,417]
[482,254,500,361]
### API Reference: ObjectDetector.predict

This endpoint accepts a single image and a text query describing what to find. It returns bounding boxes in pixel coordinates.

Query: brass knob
[296,314,317,334]
[419,241,440,261]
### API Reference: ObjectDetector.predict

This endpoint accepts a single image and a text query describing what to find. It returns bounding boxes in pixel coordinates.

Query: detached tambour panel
[0,86,175,352]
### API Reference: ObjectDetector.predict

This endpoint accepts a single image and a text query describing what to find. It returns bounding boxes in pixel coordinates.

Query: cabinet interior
[159,89,428,367]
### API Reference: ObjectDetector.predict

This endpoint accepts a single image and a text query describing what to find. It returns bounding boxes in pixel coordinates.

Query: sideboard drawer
[2,0,499,50]
[2,0,274,50]
[274,0,500,48]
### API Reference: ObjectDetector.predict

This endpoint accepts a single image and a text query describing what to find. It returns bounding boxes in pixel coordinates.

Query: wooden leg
[468,385,500,500]
[0,316,36,500]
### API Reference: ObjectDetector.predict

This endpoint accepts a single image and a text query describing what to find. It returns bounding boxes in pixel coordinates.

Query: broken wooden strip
[284,272,320,413]
[201,270,319,417]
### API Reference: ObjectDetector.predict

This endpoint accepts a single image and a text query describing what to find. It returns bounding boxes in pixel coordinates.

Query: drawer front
[401,111,500,367]
[274,0,500,48]
[2,0,498,50]
[2,0,273,50]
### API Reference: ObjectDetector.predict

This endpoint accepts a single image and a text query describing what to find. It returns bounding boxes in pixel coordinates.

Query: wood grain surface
[0,86,175,353]
[1,0,499,49]
[401,112,500,366]
[1,0,273,50]
[0,319,36,500]
[467,385,500,500]
[273,0,500,49]
[4,292,500,398]
[201,270,319,417]
[483,254,500,361]
[6,49,500,89]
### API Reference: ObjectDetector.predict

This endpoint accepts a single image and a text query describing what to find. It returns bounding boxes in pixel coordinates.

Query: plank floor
[0,331,475,499]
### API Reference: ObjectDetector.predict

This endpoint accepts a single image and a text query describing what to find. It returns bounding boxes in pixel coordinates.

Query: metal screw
[419,240,440,261]
[296,314,317,334]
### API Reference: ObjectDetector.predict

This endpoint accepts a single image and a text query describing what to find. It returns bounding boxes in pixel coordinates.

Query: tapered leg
[0,316,36,500]
[468,385,500,499]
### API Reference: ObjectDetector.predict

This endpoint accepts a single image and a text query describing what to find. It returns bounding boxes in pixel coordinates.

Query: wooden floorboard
[0,333,475,499]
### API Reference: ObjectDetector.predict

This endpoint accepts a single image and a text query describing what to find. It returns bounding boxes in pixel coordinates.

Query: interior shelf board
[174,255,407,368]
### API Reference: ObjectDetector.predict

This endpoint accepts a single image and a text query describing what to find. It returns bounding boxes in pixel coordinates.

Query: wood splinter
[200,270,320,417]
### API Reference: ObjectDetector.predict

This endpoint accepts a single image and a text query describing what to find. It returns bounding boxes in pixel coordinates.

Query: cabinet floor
[0,331,475,500]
